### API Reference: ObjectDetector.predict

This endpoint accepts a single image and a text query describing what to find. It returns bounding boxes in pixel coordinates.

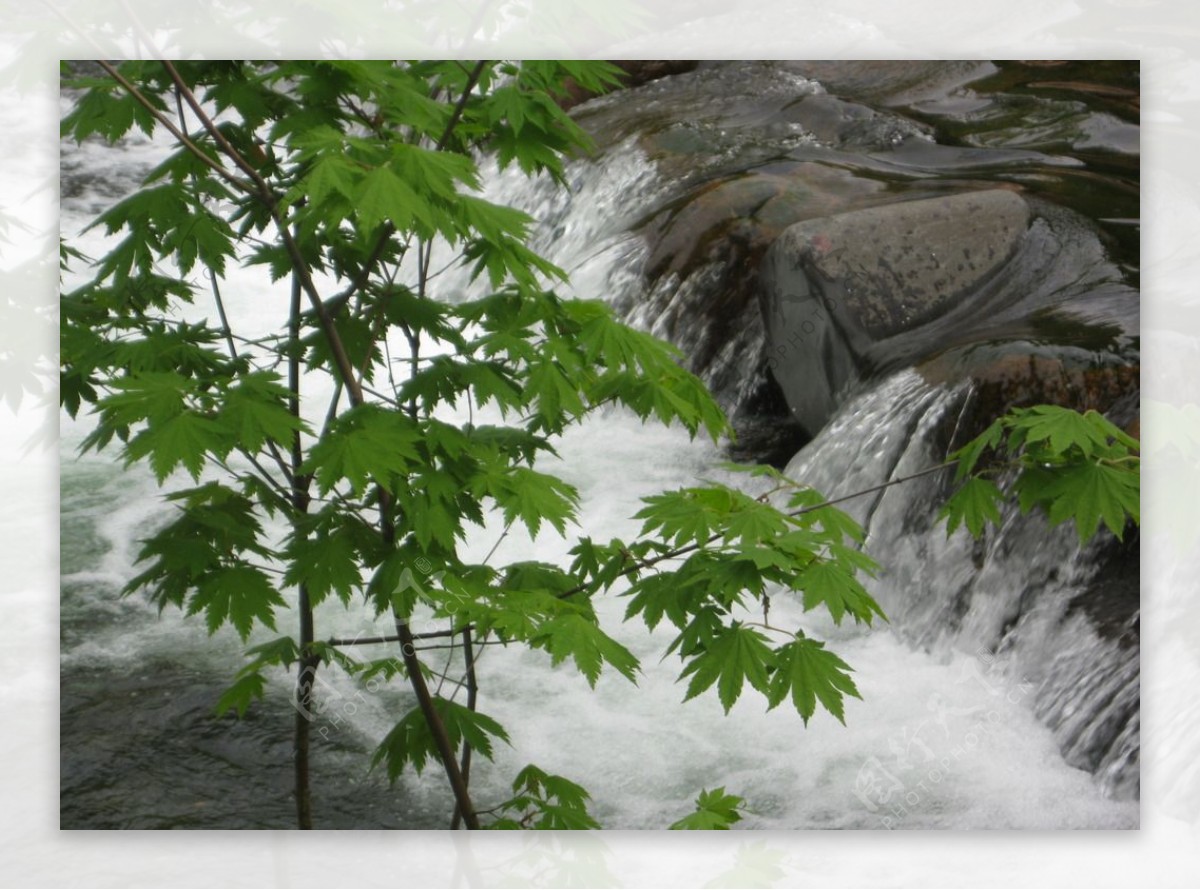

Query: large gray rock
[761,190,1031,434]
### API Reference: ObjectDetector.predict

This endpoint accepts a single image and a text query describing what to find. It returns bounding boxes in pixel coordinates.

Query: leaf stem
[557,460,959,600]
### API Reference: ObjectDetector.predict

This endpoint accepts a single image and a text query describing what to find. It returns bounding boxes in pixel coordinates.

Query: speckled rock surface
[774,190,1030,338]
[760,190,1034,434]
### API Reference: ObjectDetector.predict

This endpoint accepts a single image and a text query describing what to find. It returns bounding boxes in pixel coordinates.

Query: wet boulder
[917,340,1140,437]
[761,189,1032,434]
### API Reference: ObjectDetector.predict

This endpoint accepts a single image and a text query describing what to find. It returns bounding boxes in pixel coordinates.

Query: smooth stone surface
[761,190,1032,434]
[778,189,1030,338]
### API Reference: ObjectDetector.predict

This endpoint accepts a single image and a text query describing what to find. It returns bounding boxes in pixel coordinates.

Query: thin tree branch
[327,626,464,647]
[161,60,270,189]
[417,638,509,651]
[201,268,295,486]
[289,263,316,830]
[554,460,960,601]
[451,625,478,830]
[436,61,488,151]
[94,60,252,194]
[433,631,459,698]
[740,620,794,638]
[482,522,513,566]
[204,268,239,360]
[390,616,481,828]
[328,461,963,651]
[153,62,365,404]
[210,454,292,506]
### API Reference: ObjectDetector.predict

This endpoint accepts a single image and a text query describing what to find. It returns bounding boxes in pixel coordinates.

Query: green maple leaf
[372,698,510,782]
[241,635,301,672]
[569,300,642,368]
[300,153,360,205]
[488,85,531,135]
[218,372,309,452]
[767,638,861,725]
[109,324,225,377]
[529,613,639,687]
[785,488,867,543]
[669,787,745,830]
[732,544,796,573]
[636,487,732,547]
[1042,461,1139,542]
[624,571,695,631]
[356,657,408,685]
[794,560,885,625]
[283,524,363,606]
[96,372,188,427]
[456,194,536,248]
[90,183,187,237]
[459,360,526,413]
[488,764,602,830]
[63,82,159,143]
[947,419,1004,482]
[676,550,763,609]
[680,624,774,713]
[125,409,231,483]
[939,476,1004,538]
[1014,465,1058,514]
[464,588,571,641]
[512,765,594,810]
[355,163,429,233]
[166,207,237,276]
[389,143,478,201]
[302,405,421,496]
[525,359,586,428]
[214,671,266,719]
[493,467,579,537]
[722,494,790,545]
[1009,405,1112,457]
[187,564,285,641]
[398,484,462,551]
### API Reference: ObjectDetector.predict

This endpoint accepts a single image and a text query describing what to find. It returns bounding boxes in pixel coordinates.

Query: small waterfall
[534,63,1141,802]
[427,107,1141,800]
[773,372,1139,797]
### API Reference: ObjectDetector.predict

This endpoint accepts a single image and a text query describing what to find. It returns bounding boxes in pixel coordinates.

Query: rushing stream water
[60,61,1139,829]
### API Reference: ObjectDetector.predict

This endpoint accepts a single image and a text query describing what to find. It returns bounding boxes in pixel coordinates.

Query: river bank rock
[570,61,1138,459]
[760,184,1139,438]
[918,342,1140,440]
[761,190,1033,435]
